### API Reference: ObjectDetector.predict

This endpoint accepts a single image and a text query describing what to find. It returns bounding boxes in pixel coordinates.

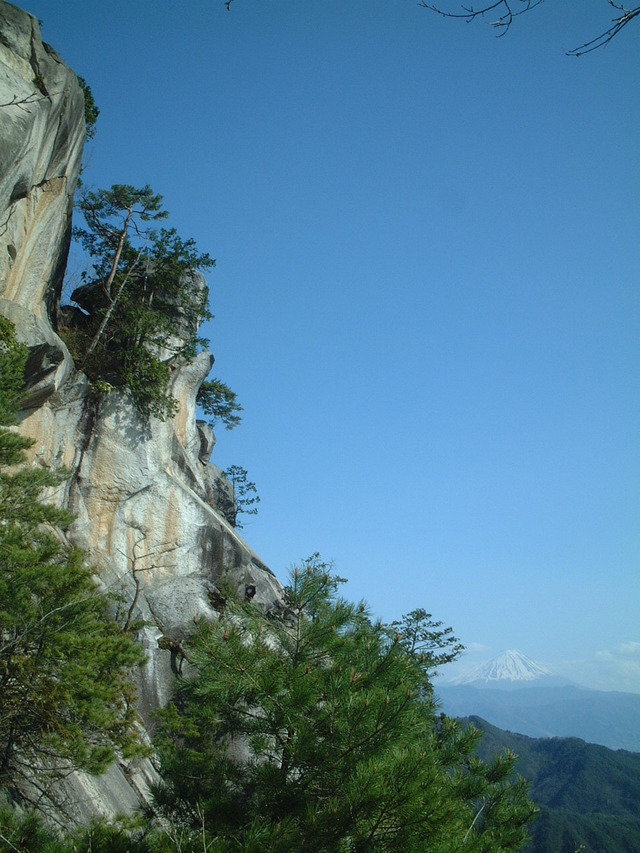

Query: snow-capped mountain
[436,650,640,752]
[450,649,552,686]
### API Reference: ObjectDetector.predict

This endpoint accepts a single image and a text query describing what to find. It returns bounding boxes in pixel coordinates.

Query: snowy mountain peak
[451,650,552,686]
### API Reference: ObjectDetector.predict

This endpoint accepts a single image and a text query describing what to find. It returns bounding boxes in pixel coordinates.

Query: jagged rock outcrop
[0,0,282,825]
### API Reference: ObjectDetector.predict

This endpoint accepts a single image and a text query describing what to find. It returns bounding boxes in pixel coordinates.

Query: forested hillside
[468,717,640,853]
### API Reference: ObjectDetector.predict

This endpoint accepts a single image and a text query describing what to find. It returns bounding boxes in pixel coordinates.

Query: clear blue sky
[23,0,639,692]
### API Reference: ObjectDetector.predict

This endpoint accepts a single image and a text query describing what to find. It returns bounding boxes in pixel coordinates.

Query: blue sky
[24,1,638,691]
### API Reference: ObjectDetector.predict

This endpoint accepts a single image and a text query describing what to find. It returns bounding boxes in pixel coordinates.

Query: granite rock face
[0,0,83,398]
[0,0,282,824]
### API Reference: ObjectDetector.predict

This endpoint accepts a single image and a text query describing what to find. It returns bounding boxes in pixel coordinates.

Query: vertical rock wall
[0,0,82,394]
[0,0,282,823]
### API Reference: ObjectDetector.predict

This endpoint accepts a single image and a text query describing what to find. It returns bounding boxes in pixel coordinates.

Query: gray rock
[0,0,84,398]
[196,418,216,462]
[0,0,283,825]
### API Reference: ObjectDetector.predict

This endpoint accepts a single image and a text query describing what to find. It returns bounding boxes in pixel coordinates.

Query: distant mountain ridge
[438,682,640,752]
[437,649,640,752]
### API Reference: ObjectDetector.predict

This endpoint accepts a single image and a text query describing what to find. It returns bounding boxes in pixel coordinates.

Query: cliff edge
[0,0,282,823]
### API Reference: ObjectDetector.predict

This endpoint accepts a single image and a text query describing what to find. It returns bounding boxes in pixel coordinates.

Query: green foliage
[196,378,243,430]
[0,317,28,430]
[0,807,169,853]
[154,556,536,851]
[75,186,168,274]
[121,345,176,421]
[468,716,640,853]
[392,607,465,676]
[0,805,63,853]
[76,76,99,140]
[214,464,259,528]
[0,323,146,805]
[62,185,215,419]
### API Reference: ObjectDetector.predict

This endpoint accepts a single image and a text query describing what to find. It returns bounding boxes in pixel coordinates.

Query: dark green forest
[467,717,640,853]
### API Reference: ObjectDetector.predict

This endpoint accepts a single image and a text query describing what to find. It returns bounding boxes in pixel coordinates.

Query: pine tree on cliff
[64,184,216,419]
[155,556,537,851]
[0,318,146,807]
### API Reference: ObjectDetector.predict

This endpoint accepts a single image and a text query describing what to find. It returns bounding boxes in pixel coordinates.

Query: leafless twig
[566,2,640,55]
[0,90,62,109]
[419,0,542,37]
[420,0,639,52]
[117,530,181,631]
[0,206,15,239]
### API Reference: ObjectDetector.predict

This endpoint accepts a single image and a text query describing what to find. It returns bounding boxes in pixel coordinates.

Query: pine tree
[62,185,215,419]
[196,378,243,431]
[155,555,536,852]
[214,464,259,528]
[0,319,146,808]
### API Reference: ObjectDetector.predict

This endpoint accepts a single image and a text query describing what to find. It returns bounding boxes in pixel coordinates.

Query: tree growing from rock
[197,377,243,431]
[154,556,536,852]
[77,76,99,140]
[64,184,215,419]
[214,464,260,528]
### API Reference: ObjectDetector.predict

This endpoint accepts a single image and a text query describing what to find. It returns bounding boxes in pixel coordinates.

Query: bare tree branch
[566,2,640,55]
[0,91,61,110]
[420,0,639,52]
[116,530,181,631]
[0,206,15,239]
[419,0,542,37]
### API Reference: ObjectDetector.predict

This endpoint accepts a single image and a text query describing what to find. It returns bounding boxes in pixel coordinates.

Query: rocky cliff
[0,0,282,823]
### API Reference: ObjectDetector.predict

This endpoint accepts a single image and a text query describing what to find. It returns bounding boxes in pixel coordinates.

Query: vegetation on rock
[61,184,215,419]
[0,14,541,849]
[0,319,146,810]
[214,464,260,528]
[196,378,243,431]
[76,76,99,140]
